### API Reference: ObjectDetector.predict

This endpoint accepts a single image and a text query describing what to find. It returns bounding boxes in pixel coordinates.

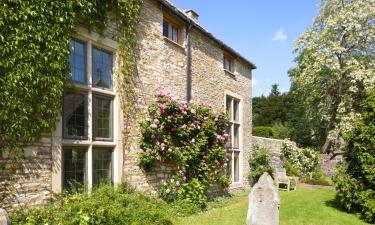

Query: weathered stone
[0,208,9,225]
[247,173,280,225]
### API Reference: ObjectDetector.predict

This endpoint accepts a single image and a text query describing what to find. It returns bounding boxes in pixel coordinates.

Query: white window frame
[224,91,243,185]
[52,28,122,193]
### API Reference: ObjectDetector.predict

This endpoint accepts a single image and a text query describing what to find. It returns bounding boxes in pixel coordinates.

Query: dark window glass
[225,125,232,149]
[69,40,86,84]
[93,96,112,140]
[163,20,169,37]
[226,96,232,120]
[93,148,112,186]
[172,26,178,42]
[234,152,240,182]
[63,147,86,190]
[92,47,113,89]
[233,100,239,122]
[226,152,232,179]
[63,92,87,139]
[233,124,240,149]
[223,56,231,71]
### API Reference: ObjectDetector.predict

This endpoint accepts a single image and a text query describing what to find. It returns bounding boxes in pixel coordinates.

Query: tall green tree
[252,84,291,126]
[291,0,375,153]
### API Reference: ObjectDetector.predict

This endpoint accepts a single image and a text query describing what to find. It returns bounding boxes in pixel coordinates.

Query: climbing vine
[0,0,143,168]
[139,90,230,206]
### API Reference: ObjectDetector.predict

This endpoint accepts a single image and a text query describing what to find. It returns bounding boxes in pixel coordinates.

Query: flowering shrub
[281,139,319,177]
[139,90,230,205]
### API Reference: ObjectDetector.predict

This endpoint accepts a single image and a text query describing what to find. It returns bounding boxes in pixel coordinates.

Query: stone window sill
[163,37,185,51]
[224,69,236,77]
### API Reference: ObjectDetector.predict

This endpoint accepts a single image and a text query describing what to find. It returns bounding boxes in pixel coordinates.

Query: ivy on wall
[0,0,143,167]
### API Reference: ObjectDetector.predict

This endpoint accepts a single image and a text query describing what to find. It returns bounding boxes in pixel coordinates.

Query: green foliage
[10,185,173,225]
[252,84,291,126]
[283,160,300,177]
[272,122,291,140]
[333,90,375,223]
[281,139,319,177]
[248,145,273,185]
[300,167,331,186]
[252,126,275,138]
[139,91,229,206]
[291,0,375,153]
[0,0,143,166]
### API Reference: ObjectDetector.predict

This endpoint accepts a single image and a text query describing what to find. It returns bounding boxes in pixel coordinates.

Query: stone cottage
[0,0,255,209]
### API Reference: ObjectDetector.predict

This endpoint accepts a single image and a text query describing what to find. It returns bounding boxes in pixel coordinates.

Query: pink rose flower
[154,118,160,124]
[176,181,180,187]
[191,109,196,114]
[150,124,157,129]
[166,188,171,194]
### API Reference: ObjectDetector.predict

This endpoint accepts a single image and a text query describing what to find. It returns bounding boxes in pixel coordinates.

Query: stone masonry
[0,0,255,208]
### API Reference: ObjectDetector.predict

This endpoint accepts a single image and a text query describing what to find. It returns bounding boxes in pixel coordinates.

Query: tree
[292,0,375,153]
[252,84,291,126]
[333,89,375,223]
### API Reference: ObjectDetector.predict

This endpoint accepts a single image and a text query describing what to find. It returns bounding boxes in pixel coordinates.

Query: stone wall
[0,136,53,210]
[320,154,343,178]
[0,0,254,209]
[252,136,283,171]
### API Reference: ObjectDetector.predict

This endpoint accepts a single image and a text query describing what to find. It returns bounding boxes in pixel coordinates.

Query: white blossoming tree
[291,0,375,153]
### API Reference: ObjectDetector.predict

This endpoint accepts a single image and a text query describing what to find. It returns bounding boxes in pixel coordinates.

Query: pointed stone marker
[246,172,280,225]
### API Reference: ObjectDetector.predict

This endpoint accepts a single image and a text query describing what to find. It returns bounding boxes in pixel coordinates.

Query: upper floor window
[163,13,183,44]
[223,52,234,73]
[69,39,86,84]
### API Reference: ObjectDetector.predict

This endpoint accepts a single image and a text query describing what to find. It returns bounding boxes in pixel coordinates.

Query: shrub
[252,126,275,138]
[281,139,319,177]
[300,167,331,186]
[10,185,173,225]
[139,90,229,206]
[248,144,273,185]
[333,90,375,223]
[272,122,291,139]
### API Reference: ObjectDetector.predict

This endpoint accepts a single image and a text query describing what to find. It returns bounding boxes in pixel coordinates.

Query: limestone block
[0,208,9,225]
[246,173,280,225]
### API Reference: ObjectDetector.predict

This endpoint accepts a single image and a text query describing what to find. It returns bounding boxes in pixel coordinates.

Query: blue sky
[171,0,319,96]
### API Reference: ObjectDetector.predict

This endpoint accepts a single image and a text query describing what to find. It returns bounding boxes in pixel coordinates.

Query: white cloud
[252,78,259,86]
[272,27,287,41]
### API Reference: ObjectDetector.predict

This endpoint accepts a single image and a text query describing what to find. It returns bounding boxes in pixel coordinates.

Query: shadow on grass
[324,196,348,214]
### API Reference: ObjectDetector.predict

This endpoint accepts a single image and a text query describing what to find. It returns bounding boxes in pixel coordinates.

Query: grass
[173,187,370,225]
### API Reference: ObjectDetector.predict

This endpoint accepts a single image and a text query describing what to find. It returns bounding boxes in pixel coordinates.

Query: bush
[252,126,275,138]
[248,144,273,185]
[272,122,291,139]
[281,139,319,177]
[333,90,375,223]
[284,160,300,177]
[138,90,229,207]
[300,167,331,186]
[10,185,173,225]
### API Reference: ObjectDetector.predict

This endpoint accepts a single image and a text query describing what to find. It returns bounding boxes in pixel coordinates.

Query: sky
[171,0,320,96]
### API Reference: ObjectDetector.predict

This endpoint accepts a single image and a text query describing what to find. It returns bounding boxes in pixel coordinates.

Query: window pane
[233,124,240,149]
[233,100,239,122]
[63,147,86,190]
[234,152,240,182]
[69,40,86,84]
[172,26,178,42]
[93,96,112,139]
[223,57,231,71]
[63,92,87,139]
[226,96,232,120]
[93,148,112,186]
[163,20,169,37]
[225,125,232,149]
[226,152,232,180]
[92,47,113,89]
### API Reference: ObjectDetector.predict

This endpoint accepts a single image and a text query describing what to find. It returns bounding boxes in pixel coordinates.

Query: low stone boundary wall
[252,136,283,170]
[320,154,343,178]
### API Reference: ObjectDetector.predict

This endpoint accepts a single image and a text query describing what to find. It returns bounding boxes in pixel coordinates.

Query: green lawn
[173,187,369,225]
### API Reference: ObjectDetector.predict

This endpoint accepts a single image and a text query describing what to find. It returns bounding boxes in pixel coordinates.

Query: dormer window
[163,13,183,44]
